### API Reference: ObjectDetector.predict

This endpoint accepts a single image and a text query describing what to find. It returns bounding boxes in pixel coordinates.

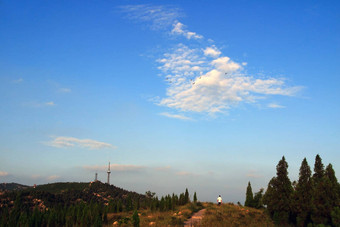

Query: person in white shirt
[217,195,222,206]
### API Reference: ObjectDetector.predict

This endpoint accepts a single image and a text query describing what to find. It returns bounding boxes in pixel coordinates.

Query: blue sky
[0,0,339,203]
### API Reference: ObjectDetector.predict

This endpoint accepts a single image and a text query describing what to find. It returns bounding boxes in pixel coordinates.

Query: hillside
[200,203,274,227]
[0,183,29,191]
[0,181,147,210]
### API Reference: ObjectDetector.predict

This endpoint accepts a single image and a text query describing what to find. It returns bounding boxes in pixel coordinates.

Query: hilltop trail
[184,208,206,226]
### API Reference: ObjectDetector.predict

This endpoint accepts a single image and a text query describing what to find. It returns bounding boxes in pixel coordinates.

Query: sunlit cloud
[204,46,221,58]
[246,171,262,178]
[83,164,145,172]
[45,101,55,106]
[157,44,302,114]
[171,22,203,40]
[0,171,9,177]
[46,136,115,150]
[47,175,60,181]
[268,103,286,109]
[160,112,192,120]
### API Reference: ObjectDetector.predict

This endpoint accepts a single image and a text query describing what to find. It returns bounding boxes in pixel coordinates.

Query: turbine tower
[107,162,111,184]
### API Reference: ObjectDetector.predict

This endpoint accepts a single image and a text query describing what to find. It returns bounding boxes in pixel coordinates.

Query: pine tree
[311,154,329,224]
[263,156,293,225]
[292,158,313,226]
[185,188,190,204]
[193,192,197,204]
[253,188,264,209]
[245,181,254,207]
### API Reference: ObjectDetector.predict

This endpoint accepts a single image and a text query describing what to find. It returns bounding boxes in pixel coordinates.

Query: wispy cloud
[268,103,286,109]
[246,170,262,178]
[83,164,144,172]
[12,78,23,83]
[58,88,71,93]
[119,4,182,30]
[171,22,203,39]
[46,136,115,150]
[47,175,60,181]
[0,171,9,177]
[45,101,56,106]
[160,112,192,120]
[23,101,56,108]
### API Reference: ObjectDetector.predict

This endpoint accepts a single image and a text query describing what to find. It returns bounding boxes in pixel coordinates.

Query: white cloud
[268,103,286,109]
[160,112,192,120]
[246,171,262,178]
[58,88,71,93]
[0,171,9,177]
[204,46,221,58]
[46,136,115,150]
[119,4,182,30]
[120,4,303,117]
[157,44,302,114]
[45,101,55,106]
[171,22,203,40]
[47,175,60,181]
[83,164,144,172]
[23,101,56,108]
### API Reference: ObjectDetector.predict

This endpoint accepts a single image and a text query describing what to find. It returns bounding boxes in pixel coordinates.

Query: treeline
[0,181,196,226]
[245,155,340,226]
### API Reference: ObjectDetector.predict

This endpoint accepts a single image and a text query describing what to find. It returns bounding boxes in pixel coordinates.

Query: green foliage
[132,210,140,227]
[331,207,340,226]
[245,181,254,207]
[193,192,197,203]
[262,155,340,226]
[263,156,293,225]
[292,158,313,226]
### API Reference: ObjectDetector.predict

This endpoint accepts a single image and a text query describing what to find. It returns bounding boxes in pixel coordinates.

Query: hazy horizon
[1,0,339,204]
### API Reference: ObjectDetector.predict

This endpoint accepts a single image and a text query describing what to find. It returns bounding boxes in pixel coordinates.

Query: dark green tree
[253,188,264,209]
[311,154,329,224]
[292,158,313,226]
[245,181,254,207]
[263,156,293,225]
[193,192,197,204]
[185,188,190,204]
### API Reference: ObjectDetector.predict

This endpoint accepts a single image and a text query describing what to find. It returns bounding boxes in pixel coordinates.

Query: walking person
[217,195,222,206]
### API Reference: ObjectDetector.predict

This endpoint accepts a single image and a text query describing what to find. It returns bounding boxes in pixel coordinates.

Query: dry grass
[104,202,274,227]
[105,204,195,227]
[199,202,275,227]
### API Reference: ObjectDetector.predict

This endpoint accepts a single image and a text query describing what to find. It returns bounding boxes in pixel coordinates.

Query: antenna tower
[107,162,111,184]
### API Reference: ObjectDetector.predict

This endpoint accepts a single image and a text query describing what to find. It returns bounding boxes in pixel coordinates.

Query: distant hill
[0,182,29,191]
[0,181,147,209]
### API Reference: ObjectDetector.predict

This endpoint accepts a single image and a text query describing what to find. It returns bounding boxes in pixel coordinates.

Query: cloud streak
[160,112,192,120]
[0,171,9,177]
[46,136,115,150]
[119,4,182,30]
[83,164,144,172]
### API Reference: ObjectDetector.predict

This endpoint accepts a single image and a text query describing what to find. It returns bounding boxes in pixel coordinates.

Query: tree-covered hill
[0,181,147,210]
[0,183,29,191]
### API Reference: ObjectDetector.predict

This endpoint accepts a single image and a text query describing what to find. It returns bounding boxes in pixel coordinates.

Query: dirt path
[183,209,206,227]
